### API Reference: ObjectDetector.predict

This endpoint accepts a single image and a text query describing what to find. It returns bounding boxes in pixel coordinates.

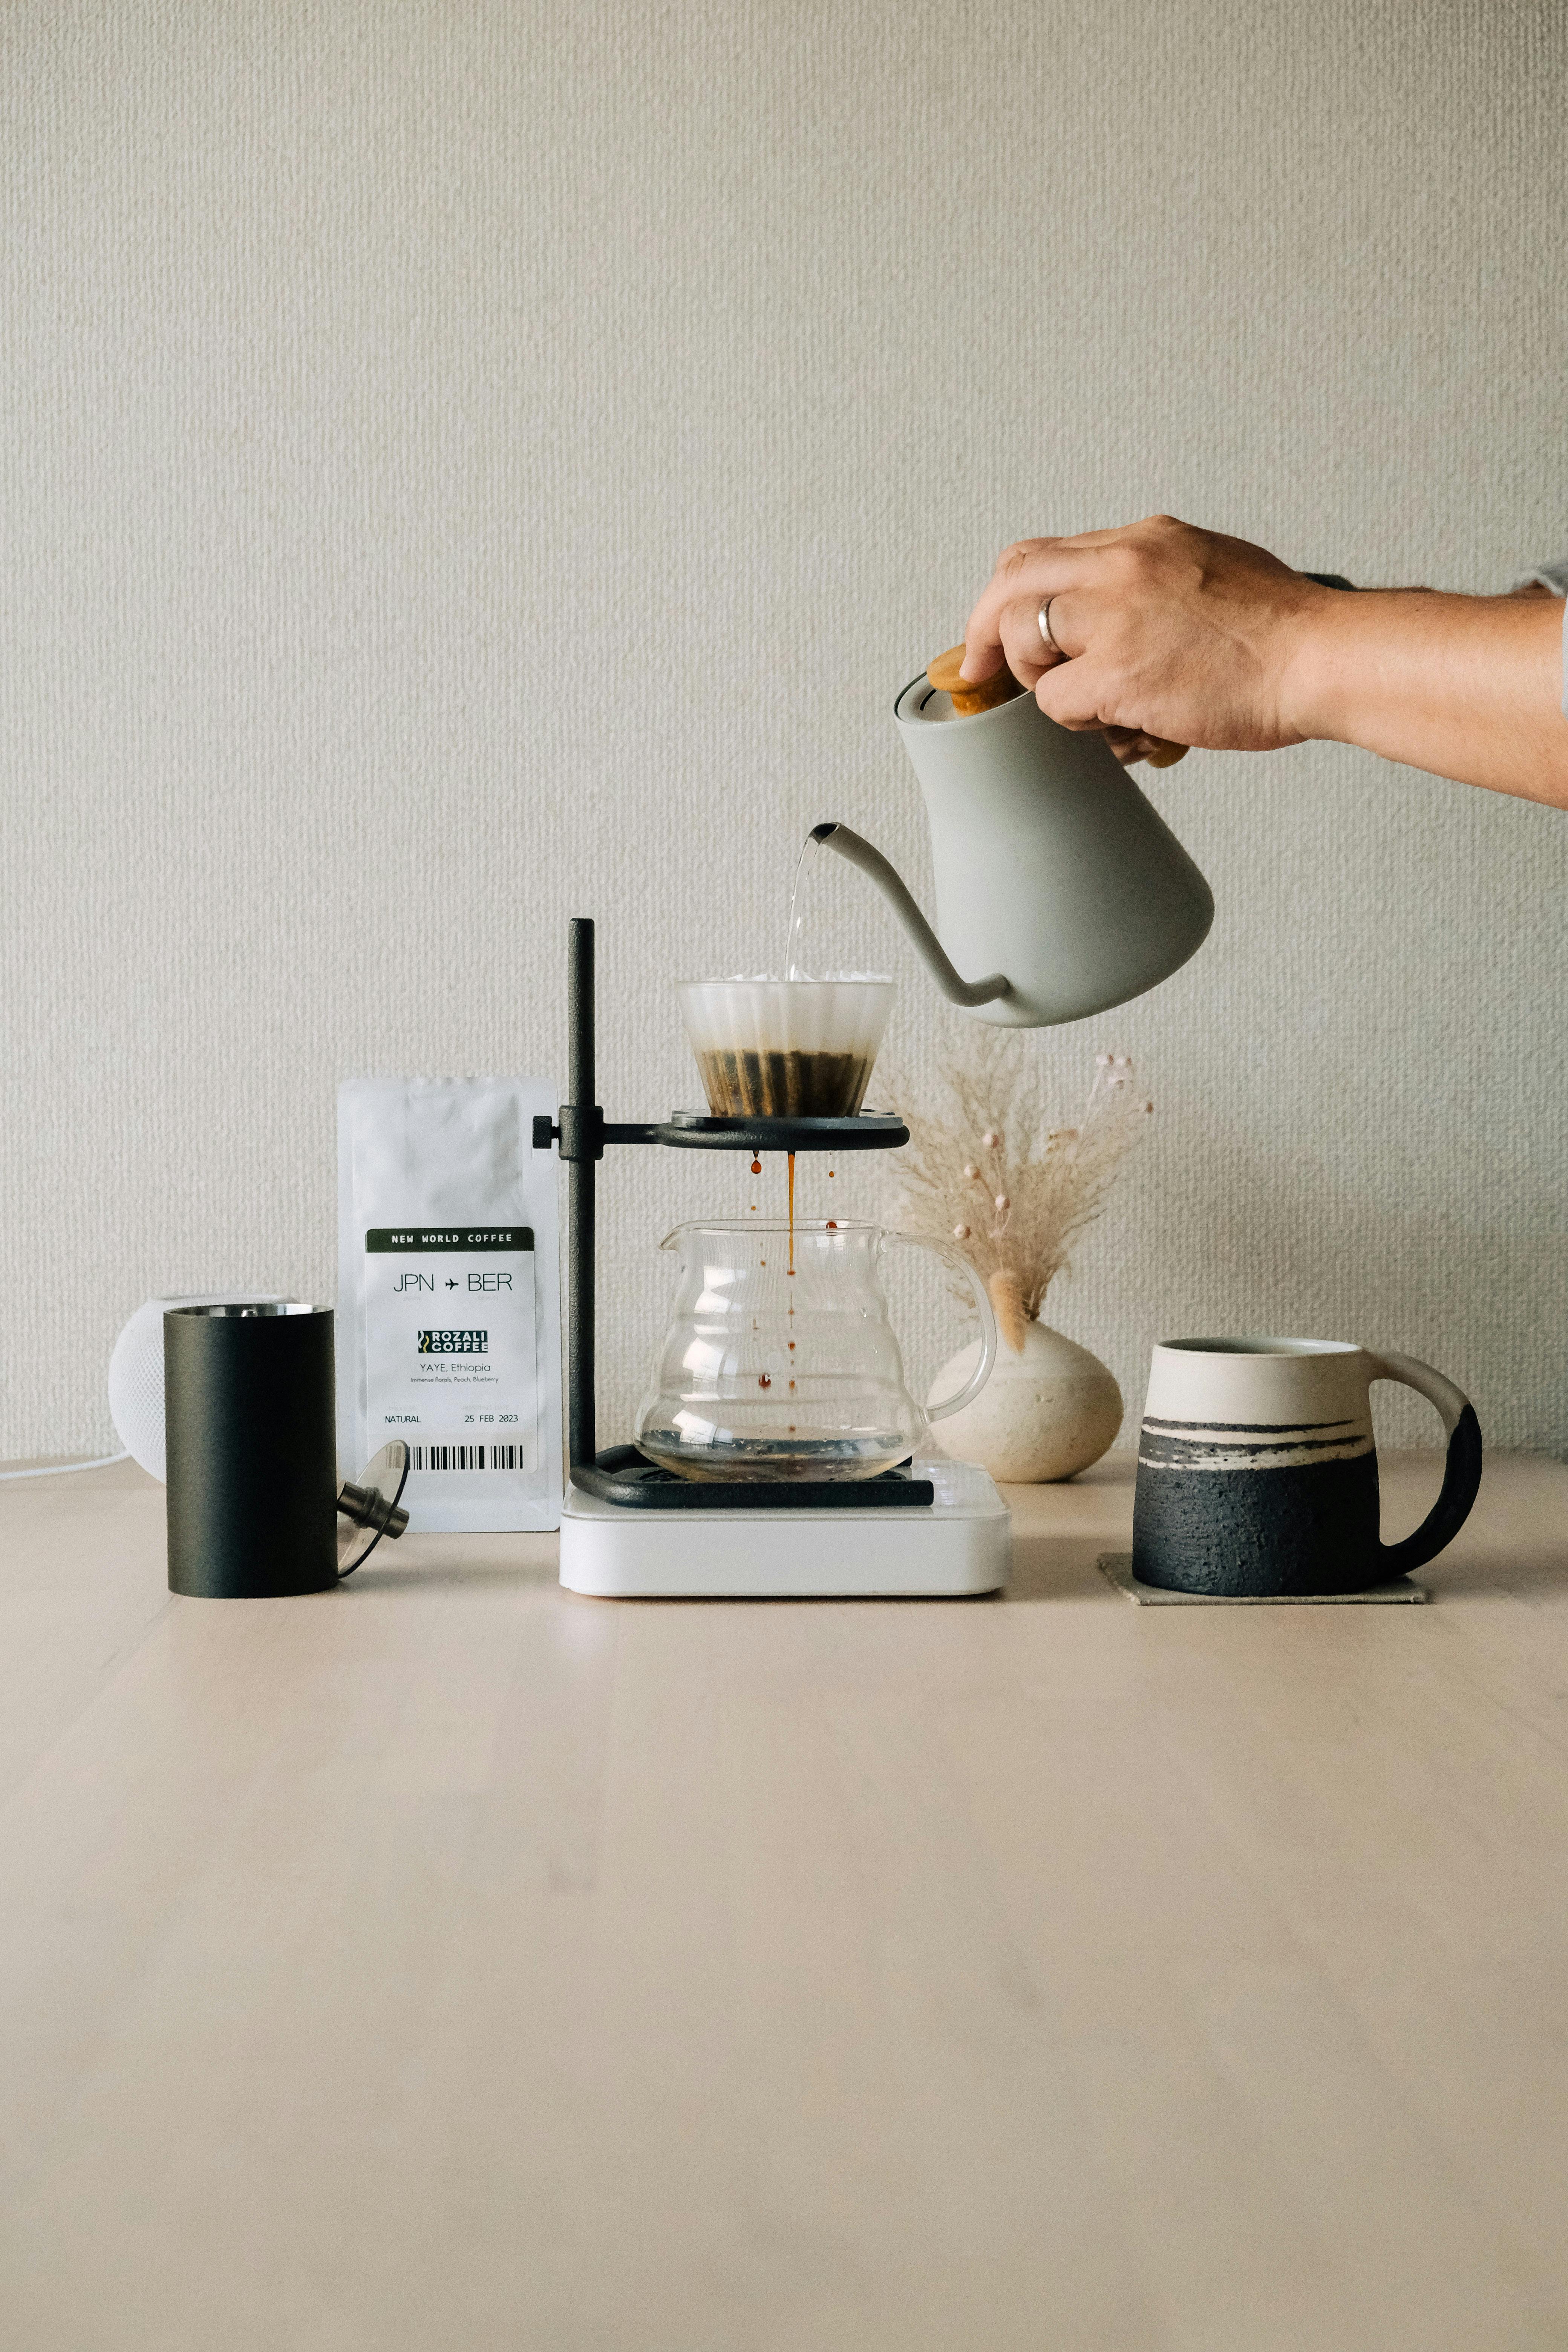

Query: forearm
[1282,589,1568,808]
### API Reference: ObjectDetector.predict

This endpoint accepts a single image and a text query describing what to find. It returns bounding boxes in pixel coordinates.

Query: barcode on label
[409,1443,525,1472]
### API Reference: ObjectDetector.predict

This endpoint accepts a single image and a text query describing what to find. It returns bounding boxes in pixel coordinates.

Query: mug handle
[882,1236,998,1422]
[1364,1352,1484,1575]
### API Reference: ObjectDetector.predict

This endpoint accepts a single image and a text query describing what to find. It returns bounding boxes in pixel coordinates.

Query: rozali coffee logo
[417,1329,489,1354]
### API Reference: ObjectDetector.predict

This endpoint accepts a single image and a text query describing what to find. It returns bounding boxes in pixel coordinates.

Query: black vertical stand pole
[566,917,596,1469]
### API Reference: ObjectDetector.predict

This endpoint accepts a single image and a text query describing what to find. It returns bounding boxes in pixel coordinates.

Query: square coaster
[1096,1553,1429,1605]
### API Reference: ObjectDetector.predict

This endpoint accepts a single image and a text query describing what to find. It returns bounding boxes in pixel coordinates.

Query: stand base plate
[560,1459,1010,1598]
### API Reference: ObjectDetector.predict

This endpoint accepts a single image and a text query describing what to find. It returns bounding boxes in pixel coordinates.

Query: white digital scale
[533,919,1012,1602]
[559,1454,1009,1599]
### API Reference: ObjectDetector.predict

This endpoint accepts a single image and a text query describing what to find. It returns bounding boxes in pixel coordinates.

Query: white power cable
[0,1452,130,1483]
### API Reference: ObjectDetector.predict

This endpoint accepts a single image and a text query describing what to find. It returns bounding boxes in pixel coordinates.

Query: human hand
[1101,724,1190,769]
[961,515,1330,758]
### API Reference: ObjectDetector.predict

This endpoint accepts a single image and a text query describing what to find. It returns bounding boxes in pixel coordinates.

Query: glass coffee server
[634,1220,995,1482]
[533,920,1010,1598]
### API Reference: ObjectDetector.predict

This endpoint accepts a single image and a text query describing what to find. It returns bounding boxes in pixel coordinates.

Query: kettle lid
[925,642,1024,718]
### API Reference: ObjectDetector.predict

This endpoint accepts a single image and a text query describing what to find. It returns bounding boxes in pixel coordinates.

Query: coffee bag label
[362,1227,537,1473]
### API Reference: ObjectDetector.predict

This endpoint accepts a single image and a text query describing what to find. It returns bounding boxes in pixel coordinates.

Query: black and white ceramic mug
[1132,1338,1482,1596]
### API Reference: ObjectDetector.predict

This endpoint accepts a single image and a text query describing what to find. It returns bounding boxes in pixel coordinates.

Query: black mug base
[1130,1550,1390,1600]
[1132,1452,1386,1599]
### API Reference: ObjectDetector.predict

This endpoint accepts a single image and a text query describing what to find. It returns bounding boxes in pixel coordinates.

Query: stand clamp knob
[536,1106,605,1161]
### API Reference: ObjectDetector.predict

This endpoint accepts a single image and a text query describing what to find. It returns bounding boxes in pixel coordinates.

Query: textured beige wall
[3,0,1565,1463]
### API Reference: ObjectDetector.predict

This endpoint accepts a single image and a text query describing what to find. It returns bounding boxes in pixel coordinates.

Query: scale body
[537,921,1011,1601]
[560,1455,1008,1598]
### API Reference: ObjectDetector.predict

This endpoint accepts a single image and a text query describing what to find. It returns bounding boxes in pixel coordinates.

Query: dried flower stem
[988,1269,1029,1352]
[880,1031,1152,1340]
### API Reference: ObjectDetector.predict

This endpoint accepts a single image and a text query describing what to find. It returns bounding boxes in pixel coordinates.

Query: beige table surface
[0,1450,1565,2352]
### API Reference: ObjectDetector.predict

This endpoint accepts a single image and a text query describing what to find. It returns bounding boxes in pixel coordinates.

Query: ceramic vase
[928,1320,1122,1483]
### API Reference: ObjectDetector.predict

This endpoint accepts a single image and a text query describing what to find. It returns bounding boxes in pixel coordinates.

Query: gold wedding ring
[1037,597,1062,654]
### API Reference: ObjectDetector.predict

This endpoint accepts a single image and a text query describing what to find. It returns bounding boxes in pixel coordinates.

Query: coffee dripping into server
[535,643,1214,1597]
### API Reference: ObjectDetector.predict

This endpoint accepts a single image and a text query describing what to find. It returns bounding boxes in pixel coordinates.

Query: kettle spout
[810,823,1011,1009]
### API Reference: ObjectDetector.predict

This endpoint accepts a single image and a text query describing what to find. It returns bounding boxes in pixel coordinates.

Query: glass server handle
[883,1235,998,1423]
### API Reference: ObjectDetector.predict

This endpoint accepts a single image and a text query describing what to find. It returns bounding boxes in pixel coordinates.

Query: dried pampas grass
[879,1030,1152,1346]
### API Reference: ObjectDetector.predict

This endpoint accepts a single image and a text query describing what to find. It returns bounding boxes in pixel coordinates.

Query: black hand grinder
[163,1303,409,1597]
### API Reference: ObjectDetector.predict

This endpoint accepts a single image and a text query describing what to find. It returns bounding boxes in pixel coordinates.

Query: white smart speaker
[107,1292,288,1481]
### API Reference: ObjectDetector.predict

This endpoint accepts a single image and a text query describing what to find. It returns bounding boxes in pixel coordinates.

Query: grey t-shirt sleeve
[1512,554,1568,713]
[1515,555,1568,596]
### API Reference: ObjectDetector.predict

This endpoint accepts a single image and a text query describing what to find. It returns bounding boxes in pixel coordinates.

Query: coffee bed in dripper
[678,977,891,1120]
[692,1049,876,1119]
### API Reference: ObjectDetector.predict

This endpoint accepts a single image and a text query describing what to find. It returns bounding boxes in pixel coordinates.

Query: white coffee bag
[337,1077,562,1531]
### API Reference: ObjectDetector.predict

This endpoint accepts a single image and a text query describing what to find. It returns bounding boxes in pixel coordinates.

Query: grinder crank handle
[809,823,1011,1009]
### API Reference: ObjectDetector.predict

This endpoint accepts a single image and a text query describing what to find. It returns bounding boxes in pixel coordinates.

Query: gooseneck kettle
[815,651,1214,1028]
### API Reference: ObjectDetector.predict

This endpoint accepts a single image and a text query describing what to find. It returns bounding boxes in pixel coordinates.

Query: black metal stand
[532,918,932,1512]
